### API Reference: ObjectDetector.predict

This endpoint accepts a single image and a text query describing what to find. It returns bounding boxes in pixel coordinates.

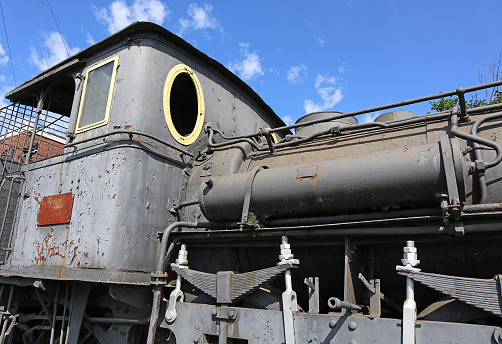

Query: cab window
[76,56,118,133]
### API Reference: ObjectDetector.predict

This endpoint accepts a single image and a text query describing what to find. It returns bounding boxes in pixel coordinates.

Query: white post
[399,241,420,344]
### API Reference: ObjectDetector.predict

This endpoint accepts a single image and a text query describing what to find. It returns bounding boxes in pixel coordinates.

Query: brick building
[0,127,65,164]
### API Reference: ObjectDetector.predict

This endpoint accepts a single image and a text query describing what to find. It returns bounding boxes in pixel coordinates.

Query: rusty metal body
[0,21,500,344]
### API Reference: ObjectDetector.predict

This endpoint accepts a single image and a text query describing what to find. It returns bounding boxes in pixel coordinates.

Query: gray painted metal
[163,302,501,343]
[199,141,459,222]
[295,111,357,136]
[374,110,417,123]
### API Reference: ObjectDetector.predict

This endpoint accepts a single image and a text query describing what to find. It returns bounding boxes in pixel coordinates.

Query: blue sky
[0,0,500,125]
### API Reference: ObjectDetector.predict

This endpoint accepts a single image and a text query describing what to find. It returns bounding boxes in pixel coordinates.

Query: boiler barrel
[199,142,459,222]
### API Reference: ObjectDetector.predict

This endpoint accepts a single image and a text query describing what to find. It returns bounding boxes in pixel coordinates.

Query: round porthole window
[163,64,205,145]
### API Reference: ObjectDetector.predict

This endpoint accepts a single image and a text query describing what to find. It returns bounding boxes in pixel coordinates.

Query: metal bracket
[440,137,461,207]
[304,277,320,313]
[282,289,297,344]
[359,273,401,314]
[165,284,184,323]
[165,245,188,323]
[240,166,268,229]
[213,306,238,321]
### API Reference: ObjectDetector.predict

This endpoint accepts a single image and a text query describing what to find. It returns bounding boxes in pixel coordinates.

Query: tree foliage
[429,52,502,112]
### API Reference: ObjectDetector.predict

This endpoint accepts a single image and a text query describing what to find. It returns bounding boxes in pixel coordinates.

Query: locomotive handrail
[65,130,195,157]
[206,80,502,153]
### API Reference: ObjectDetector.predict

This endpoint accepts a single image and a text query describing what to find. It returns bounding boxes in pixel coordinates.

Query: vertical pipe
[25,98,43,165]
[59,283,69,344]
[50,282,60,344]
[64,283,75,344]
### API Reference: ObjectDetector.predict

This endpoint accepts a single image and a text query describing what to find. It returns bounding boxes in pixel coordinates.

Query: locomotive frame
[0,21,501,343]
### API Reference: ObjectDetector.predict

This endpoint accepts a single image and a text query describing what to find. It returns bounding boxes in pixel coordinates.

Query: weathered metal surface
[295,111,357,136]
[37,193,74,226]
[199,142,455,222]
[163,302,501,343]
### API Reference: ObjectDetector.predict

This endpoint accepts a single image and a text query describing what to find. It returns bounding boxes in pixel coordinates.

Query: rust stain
[34,231,65,265]
[34,192,42,204]
[125,125,132,129]
[69,246,78,265]
[403,148,409,154]
[38,193,74,226]
[58,268,64,278]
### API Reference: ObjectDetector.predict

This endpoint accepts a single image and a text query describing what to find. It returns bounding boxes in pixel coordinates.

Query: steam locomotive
[0,21,501,344]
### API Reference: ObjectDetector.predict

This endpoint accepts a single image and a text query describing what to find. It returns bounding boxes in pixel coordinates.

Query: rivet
[329,319,336,328]
[349,340,357,344]
[329,339,336,344]
[348,321,357,331]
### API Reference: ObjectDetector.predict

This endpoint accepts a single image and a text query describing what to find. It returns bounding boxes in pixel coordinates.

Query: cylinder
[199,142,458,222]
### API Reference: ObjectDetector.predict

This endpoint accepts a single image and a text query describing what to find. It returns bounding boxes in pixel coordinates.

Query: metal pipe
[172,199,199,212]
[59,283,69,344]
[463,203,502,213]
[147,221,236,344]
[49,282,60,344]
[64,284,75,344]
[456,87,469,121]
[450,108,502,170]
[65,130,194,157]
[266,208,442,227]
[25,99,43,164]
[35,288,53,328]
[469,111,502,203]
[327,297,363,311]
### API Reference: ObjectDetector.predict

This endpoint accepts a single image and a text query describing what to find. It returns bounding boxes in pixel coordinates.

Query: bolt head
[329,340,336,344]
[348,321,357,331]
[329,319,336,328]
[212,308,217,316]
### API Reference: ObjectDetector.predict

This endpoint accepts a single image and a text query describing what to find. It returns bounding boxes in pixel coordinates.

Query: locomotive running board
[398,270,502,316]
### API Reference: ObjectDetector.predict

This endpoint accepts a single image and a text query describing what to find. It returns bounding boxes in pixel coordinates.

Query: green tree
[429,52,502,112]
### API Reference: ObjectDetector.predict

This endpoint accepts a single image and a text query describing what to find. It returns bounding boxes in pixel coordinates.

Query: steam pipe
[147,221,237,344]
[450,108,502,170]
[469,111,502,203]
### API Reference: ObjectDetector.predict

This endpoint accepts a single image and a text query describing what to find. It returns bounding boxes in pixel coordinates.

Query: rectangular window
[76,56,119,133]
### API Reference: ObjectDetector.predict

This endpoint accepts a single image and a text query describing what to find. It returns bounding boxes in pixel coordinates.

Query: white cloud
[229,43,264,81]
[338,62,350,74]
[358,111,379,123]
[94,0,170,34]
[286,64,307,84]
[317,38,325,45]
[86,32,96,45]
[281,115,295,125]
[29,32,80,71]
[0,41,9,65]
[304,74,343,113]
[177,3,220,37]
[0,78,15,108]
